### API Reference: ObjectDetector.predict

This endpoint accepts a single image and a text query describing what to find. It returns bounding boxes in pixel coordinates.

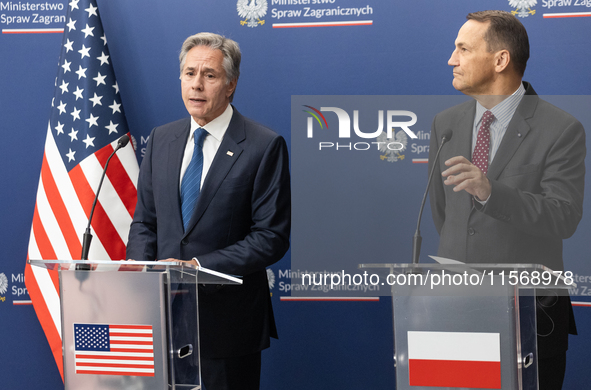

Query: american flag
[74,324,155,377]
[24,0,139,379]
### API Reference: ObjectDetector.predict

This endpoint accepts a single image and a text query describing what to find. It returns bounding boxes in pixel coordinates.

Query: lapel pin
[227,151,234,156]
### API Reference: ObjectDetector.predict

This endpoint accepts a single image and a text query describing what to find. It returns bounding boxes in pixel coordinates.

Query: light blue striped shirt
[472,83,526,164]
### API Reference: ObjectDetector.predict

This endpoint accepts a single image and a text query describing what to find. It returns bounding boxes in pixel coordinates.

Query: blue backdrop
[1,0,590,388]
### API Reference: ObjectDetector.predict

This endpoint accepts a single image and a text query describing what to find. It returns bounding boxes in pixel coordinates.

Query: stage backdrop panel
[1,0,590,389]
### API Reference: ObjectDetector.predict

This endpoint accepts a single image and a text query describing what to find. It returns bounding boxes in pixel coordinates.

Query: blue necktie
[181,127,207,231]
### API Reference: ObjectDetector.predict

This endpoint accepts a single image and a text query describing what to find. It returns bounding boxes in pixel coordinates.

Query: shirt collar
[190,104,233,142]
[475,83,526,128]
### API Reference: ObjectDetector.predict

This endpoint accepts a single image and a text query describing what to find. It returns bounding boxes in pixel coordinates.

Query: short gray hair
[179,33,241,100]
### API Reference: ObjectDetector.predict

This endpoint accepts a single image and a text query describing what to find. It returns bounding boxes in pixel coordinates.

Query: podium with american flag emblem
[29,259,241,390]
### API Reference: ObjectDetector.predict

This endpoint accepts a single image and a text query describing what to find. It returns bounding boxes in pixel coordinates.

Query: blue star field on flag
[74,324,110,351]
[51,0,129,171]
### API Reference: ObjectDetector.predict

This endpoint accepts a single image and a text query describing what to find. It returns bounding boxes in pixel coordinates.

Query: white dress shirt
[179,104,233,189]
[472,83,526,164]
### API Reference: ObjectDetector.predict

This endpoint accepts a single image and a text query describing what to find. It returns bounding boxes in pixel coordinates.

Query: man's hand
[442,156,491,201]
[157,258,199,266]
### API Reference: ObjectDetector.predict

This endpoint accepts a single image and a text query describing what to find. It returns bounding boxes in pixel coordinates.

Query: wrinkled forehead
[185,46,224,67]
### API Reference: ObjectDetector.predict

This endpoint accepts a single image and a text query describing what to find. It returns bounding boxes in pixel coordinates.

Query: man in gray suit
[429,11,585,390]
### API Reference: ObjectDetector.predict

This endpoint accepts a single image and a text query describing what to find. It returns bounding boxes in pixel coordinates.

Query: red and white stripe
[75,325,154,376]
[543,12,591,18]
[25,123,138,378]
[408,331,501,389]
[273,20,373,28]
[2,28,64,34]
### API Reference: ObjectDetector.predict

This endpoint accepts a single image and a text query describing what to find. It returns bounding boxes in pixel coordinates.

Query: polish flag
[408,331,501,389]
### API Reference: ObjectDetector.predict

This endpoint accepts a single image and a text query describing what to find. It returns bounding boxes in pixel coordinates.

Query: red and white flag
[25,0,138,380]
[408,331,501,389]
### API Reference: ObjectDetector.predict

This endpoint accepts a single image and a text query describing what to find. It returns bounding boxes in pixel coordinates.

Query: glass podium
[359,262,575,390]
[29,259,242,390]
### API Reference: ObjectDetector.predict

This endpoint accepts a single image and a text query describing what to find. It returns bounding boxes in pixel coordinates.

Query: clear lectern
[359,263,574,390]
[29,259,242,390]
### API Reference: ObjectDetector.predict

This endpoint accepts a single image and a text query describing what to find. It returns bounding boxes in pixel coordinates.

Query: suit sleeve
[197,135,291,276]
[126,127,158,261]
[482,118,586,239]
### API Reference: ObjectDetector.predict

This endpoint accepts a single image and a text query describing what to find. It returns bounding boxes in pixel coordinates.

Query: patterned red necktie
[472,110,494,175]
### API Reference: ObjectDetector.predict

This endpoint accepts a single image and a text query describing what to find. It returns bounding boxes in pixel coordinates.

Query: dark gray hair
[467,10,529,77]
[179,33,241,100]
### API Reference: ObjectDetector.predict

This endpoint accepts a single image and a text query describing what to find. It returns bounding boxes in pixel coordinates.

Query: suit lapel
[487,83,538,180]
[454,102,475,161]
[183,110,245,236]
[453,102,476,211]
[486,112,530,179]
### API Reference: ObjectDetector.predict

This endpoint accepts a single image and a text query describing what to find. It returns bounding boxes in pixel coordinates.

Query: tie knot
[194,127,208,147]
[482,110,494,126]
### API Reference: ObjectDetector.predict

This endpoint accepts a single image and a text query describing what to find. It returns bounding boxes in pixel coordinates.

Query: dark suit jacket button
[181,238,188,245]
[468,228,475,236]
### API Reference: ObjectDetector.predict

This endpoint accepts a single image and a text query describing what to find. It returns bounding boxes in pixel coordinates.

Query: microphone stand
[412,131,452,264]
[79,135,130,264]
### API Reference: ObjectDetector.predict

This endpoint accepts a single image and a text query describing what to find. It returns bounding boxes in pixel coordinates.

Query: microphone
[80,134,130,261]
[412,130,452,264]
[116,134,130,148]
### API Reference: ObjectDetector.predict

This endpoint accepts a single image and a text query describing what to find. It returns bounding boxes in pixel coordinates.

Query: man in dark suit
[126,33,290,390]
[429,11,585,390]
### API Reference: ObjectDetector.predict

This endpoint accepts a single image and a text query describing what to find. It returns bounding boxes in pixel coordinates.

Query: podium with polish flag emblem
[28,259,241,390]
[359,262,575,390]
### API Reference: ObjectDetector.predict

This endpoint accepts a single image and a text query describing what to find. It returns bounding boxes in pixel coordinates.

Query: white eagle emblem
[509,0,537,18]
[266,268,275,289]
[237,0,268,28]
[377,130,408,162]
[0,273,8,295]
